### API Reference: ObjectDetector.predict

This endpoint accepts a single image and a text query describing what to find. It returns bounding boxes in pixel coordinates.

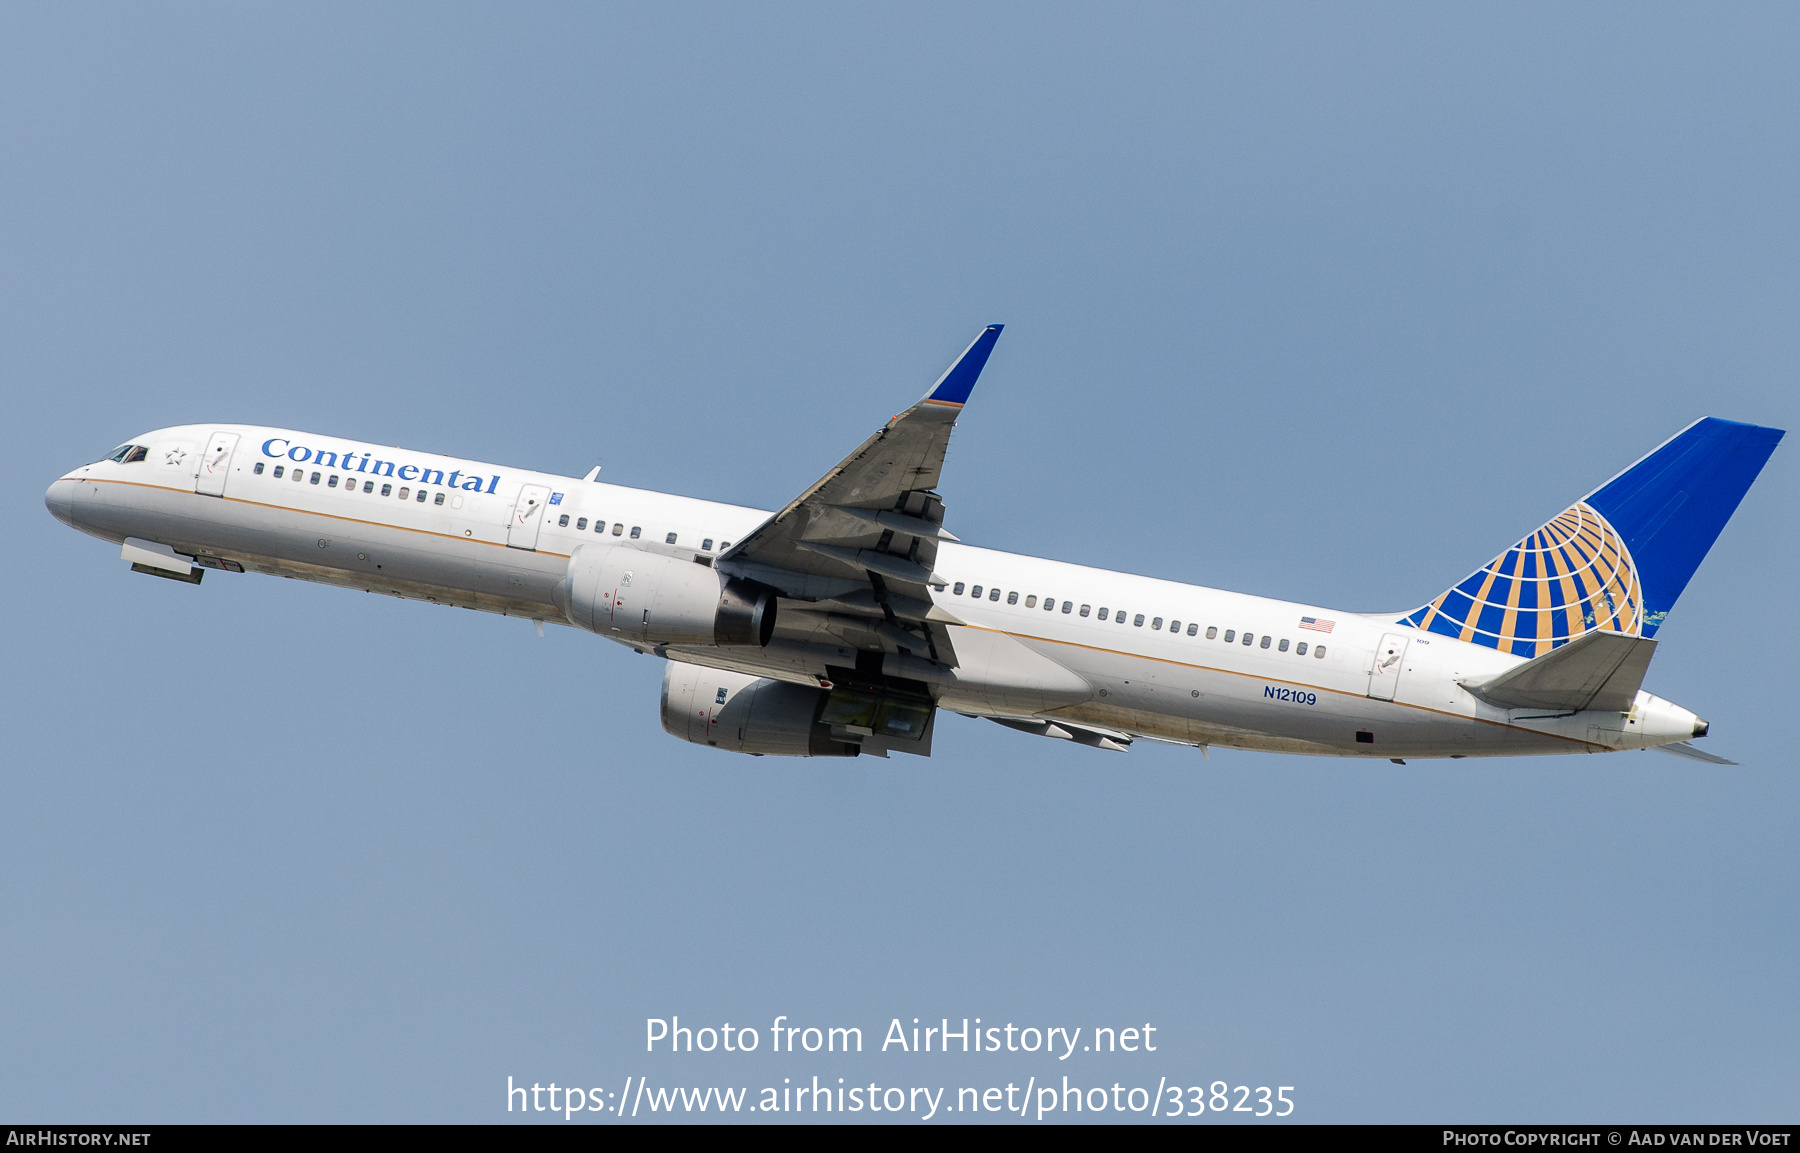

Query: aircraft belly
[83,483,566,616]
[928,627,1094,716]
[1035,639,1577,758]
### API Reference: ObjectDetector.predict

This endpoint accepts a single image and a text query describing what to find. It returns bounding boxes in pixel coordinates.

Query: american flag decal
[1299,616,1335,633]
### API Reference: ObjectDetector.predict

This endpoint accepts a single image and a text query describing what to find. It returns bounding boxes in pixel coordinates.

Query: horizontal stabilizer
[1461,629,1656,713]
[1651,741,1737,766]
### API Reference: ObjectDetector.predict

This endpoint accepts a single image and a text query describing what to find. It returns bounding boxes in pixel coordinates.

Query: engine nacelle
[661,662,860,757]
[556,544,776,647]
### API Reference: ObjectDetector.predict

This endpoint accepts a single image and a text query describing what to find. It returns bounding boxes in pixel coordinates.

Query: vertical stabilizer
[1402,417,1782,656]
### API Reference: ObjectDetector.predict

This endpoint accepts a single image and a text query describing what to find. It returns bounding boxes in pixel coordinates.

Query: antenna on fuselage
[581,465,601,482]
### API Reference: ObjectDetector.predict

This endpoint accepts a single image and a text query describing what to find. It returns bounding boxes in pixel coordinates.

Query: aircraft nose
[45,478,77,529]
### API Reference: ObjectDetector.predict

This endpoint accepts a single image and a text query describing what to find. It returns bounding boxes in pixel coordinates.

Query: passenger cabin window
[363,481,374,493]
[310,472,321,484]
[971,585,983,598]
[1169,619,1179,632]
[953,582,965,595]
[1062,601,1073,614]
[381,484,392,497]
[398,487,410,500]
[1133,614,1145,627]
[1296,641,1308,655]
[253,461,265,475]
[720,542,731,549]
[1079,604,1090,617]
[1314,646,1327,659]
[1188,623,1198,636]
[577,518,588,530]
[666,532,678,544]
[558,514,570,527]
[1025,595,1037,608]
[612,524,623,535]
[434,493,445,506]
[1045,598,1056,611]
[630,526,641,539]
[328,475,339,487]
[1117,611,1127,625]
[272,465,284,478]
[416,489,427,502]
[989,588,1001,601]
[1205,626,1217,639]
[1151,617,1162,629]
[1243,633,1255,646]
[1223,630,1235,643]
[1098,608,1109,620]
[702,538,712,550]
[1007,592,1018,605]
[1278,638,1289,652]
[293,469,303,482]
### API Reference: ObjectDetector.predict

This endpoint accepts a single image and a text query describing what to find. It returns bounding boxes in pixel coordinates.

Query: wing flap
[987,716,1132,752]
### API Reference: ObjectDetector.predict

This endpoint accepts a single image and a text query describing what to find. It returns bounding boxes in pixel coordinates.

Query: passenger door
[507,484,551,550]
[1367,632,1409,701]
[194,432,240,497]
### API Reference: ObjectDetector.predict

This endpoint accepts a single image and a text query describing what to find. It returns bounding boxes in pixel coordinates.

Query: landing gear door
[194,432,240,497]
[1367,632,1409,701]
[507,484,551,550]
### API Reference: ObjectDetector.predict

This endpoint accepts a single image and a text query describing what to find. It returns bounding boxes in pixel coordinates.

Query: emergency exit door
[507,485,551,549]
[194,432,239,497]
[1367,632,1409,701]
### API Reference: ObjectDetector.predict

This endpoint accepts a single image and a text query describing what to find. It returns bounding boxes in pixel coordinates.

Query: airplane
[45,326,1783,764]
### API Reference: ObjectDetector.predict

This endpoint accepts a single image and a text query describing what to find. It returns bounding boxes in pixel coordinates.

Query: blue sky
[3,3,1795,1123]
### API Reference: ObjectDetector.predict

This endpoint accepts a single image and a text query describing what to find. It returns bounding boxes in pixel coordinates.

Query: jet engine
[661,662,860,757]
[555,544,776,647]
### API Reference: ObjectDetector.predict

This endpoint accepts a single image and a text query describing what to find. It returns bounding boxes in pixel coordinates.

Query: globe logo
[1402,501,1643,659]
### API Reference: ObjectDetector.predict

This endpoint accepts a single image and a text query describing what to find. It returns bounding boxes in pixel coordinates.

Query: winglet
[921,324,1003,407]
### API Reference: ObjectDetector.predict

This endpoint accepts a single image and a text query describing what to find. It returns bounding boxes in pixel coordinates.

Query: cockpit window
[105,444,136,463]
[122,446,147,463]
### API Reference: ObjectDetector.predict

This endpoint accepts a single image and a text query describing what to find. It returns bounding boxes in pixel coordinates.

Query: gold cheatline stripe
[965,624,1601,749]
[72,478,573,558]
[81,479,1601,750]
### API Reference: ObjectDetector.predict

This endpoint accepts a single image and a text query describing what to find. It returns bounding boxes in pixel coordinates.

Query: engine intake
[556,544,776,647]
[661,662,859,757]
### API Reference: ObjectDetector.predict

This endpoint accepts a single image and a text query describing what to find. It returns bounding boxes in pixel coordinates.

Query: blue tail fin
[1402,417,1783,657]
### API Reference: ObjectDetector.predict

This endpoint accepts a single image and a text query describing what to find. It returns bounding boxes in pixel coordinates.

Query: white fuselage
[48,424,1705,760]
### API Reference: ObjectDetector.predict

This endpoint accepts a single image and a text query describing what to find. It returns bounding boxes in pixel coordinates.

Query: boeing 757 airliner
[46,327,1783,762]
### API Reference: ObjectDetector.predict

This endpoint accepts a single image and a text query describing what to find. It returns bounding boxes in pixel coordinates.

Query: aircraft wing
[717,325,1003,667]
